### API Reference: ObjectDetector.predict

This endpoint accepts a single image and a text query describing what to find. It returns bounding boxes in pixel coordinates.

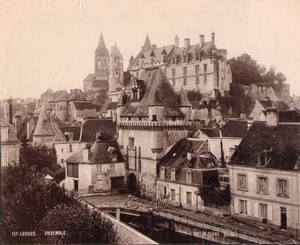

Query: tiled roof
[230,121,300,170]
[66,140,124,164]
[158,138,219,170]
[80,119,117,143]
[72,101,101,110]
[33,109,55,136]
[122,68,184,117]
[59,126,81,141]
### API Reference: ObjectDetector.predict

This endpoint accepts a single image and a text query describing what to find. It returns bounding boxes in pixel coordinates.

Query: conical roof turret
[110,43,122,57]
[143,34,152,52]
[33,108,55,136]
[178,87,191,107]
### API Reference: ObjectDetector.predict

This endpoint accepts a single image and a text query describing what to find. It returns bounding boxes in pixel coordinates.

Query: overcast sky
[1,0,300,99]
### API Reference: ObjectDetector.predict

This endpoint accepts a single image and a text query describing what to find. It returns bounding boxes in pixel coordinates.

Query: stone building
[49,89,92,123]
[228,108,300,230]
[117,68,193,197]
[1,119,20,166]
[128,33,232,99]
[156,138,220,211]
[65,137,125,193]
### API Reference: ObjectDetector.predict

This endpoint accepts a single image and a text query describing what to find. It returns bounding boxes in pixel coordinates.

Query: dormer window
[257,148,272,166]
[195,52,200,61]
[186,170,192,184]
[172,57,176,64]
[183,55,187,63]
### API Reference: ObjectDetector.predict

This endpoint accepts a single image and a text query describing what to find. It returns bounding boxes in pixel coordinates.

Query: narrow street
[82,194,300,244]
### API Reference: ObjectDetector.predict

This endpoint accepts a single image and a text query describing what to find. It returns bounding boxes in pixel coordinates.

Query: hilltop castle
[128,33,232,99]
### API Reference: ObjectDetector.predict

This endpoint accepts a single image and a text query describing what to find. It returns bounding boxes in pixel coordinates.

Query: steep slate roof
[221,120,248,138]
[278,110,300,122]
[157,138,219,170]
[17,116,38,141]
[72,101,102,111]
[122,68,184,117]
[1,119,19,142]
[66,140,124,164]
[259,100,289,111]
[95,33,109,56]
[100,101,118,114]
[230,121,300,170]
[33,109,55,136]
[68,91,91,101]
[80,119,117,142]
[59,126,81,141]
[199,120,248,138]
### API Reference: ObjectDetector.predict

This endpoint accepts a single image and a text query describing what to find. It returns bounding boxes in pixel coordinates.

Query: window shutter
[247,201,252,216]
[254,202,259,218]
[234,199,239,214]
[267,205,273,221]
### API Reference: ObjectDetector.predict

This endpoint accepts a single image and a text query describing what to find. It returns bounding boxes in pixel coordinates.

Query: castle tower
[94,33,109,80]
[109,43,124,93]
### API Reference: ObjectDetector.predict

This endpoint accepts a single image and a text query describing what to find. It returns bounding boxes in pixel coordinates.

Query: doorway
[280,207,287,230]
[73,180,79,192]
[127,173,137,193]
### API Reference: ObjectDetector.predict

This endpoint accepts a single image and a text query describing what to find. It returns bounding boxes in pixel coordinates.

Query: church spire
[95,33,109,56]
[98,33,106,49]
[143,34,152,51]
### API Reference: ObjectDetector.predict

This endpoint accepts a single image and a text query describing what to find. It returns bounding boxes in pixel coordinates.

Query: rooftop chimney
[265,107,279,127]
[211,32,215,44]
[200,35,204,47]
[184,38,190,50]
[152,44,157,50]
[83,144,91,162]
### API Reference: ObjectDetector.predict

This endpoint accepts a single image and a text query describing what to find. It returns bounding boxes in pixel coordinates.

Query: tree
[228,53,265,86]
[1,163,75,244]
[36,203,119,244]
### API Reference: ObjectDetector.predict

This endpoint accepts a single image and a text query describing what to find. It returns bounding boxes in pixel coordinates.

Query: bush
[36,202,119,244]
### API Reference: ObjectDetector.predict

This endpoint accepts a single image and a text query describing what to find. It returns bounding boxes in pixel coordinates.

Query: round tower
[109,43,124,92]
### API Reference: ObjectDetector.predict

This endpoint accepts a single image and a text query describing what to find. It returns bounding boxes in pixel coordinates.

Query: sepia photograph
[1,0,300,244]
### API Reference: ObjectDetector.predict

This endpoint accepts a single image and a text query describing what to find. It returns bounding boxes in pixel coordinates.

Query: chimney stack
[200,35,204,47]
[265,107,279,127]
[211,32,215,44]
[184,38,190,49]
[83,144,90,162]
